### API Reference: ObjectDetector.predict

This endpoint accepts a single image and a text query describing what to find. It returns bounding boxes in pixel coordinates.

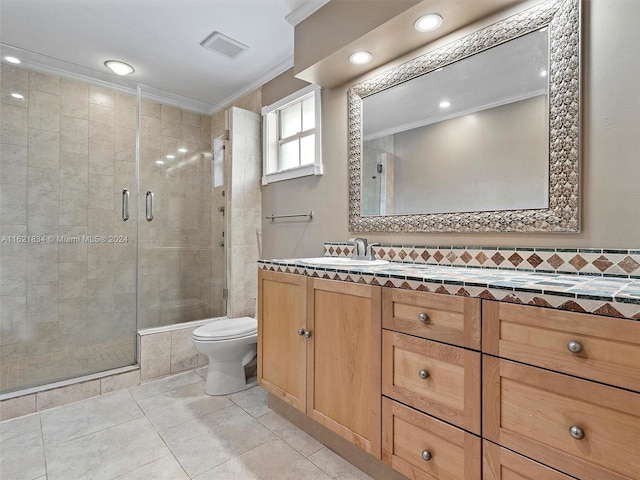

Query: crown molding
[1,43,215,114]
[210,55,295,114]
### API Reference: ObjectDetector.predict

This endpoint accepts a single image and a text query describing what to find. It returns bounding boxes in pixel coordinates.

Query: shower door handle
[122,189,130,221]
[146,191,154,221]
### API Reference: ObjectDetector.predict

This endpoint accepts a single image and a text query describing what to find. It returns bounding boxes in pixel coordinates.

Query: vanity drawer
[483,441,574,480]
[483,301,640,392]
[382,288,480,350]
[382,398,481,480]
[483,357,640,480]
[382,330,480,434]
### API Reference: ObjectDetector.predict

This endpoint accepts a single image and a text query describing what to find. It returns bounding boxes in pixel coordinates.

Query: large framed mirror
[348,0,580,233]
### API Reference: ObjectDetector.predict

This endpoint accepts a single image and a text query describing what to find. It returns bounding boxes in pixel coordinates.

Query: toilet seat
[192,316,257,342]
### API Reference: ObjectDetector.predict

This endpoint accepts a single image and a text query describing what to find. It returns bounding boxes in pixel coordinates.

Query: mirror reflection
[361,28,549,216]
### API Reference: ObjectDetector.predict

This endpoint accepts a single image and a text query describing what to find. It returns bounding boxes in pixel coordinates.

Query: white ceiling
[0,0,328,113]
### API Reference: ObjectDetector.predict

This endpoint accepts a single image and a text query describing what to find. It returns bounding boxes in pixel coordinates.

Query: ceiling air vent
[200,32,249,60]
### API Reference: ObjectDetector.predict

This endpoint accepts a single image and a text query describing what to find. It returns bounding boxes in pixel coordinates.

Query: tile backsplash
[324,243,640,278]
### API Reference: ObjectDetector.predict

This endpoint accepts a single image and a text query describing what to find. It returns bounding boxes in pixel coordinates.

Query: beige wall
[262,68,310,107]
[293,0,420,76]
[261,0,640,258]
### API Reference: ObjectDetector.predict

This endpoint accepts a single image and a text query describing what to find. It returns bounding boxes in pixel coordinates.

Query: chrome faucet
[349,237,380,261]
[349,237,368,259]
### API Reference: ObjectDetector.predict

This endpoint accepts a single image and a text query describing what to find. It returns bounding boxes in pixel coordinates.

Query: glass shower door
[136,89,225,330]
[0,61,138,393]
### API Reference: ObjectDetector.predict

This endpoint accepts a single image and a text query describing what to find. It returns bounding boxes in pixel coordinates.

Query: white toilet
[192,316,258,395]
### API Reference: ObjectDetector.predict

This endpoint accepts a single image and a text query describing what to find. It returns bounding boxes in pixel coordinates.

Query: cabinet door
[258,270,307,412]
[307,278,382,459]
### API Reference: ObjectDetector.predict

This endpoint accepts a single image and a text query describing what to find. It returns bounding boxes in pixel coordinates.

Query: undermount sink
[300,257,390,267]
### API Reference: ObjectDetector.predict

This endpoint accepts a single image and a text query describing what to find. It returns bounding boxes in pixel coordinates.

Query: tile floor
[0,369,374,480]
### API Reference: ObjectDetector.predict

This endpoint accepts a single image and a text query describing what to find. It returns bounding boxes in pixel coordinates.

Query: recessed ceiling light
[439,100,451,108]
[178,148,188,153]
[155,160,165,165]
[4,56,20,64]
[349,51,373,65]
[415,14,443,32]
[104,60,135,76]
[540,69,548,77]
[166,154,175,159]
[11,93,24,99]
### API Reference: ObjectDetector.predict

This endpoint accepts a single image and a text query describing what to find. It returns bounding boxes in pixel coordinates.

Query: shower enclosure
[0,58,226,395]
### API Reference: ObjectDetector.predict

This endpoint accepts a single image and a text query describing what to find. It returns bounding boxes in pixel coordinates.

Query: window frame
[262,84,322,185]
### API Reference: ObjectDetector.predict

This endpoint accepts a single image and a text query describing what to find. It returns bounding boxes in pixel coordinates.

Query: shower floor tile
[0,379,375,480]
[0,338,135,393]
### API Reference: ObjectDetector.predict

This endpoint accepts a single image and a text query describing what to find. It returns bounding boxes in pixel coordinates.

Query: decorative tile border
[324,243,640,278]
[258,259,640,321]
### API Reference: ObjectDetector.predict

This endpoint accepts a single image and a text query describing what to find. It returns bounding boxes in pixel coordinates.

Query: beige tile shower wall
[0,64,137,368]
[137,99,218,329]
[227,107,262,318]
[210,100,262,319]
[137,322,209,382]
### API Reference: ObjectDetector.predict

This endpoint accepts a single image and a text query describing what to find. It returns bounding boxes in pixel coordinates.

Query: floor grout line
[1,374,372,480]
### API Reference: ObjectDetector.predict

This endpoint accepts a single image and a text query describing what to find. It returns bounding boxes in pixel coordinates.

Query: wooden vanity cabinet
[258,271,382,459]
[382,397,481,480]
[482,301,640,480]
[307,278,382,458]
[257,269,307,412]
[483,441,574,480]
[381,289,482,479]
[383,288,481,350]
[260,268,640,480]
[483,356,640,480]
[483,301,640,391]
[382,330,481,434]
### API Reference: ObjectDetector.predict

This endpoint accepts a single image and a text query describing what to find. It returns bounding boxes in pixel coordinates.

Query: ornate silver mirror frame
[348,0,580,233]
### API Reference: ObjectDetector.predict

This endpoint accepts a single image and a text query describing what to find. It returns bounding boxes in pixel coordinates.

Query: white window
[262,84,322,184]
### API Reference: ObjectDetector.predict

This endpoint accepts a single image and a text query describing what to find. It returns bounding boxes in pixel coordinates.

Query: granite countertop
[258,257,640,320]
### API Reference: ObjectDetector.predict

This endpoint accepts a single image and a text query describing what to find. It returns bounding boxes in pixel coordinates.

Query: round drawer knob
[304,330,312,338]
[569,425,585,440]
[567,340,583,354]
[418,312,429,323]
[419,369,429,379]
[421,450,432,461]
[297,329,305,336]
